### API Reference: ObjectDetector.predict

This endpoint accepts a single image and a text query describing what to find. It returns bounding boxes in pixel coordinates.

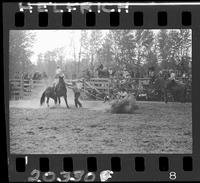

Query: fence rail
[9,77,190,101]
[9,78,46,100]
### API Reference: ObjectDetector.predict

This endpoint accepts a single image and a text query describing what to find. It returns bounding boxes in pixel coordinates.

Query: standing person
[73,81,82,108]
[108,67,113,78]
[149,66,156,85]
[86,68,91,80]
[97,64,104,78]
[181,72,187,83]
[68,81,82,108]
[169,69,176,82]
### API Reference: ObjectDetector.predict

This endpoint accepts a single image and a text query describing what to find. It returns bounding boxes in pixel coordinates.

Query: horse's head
[58,75,65,85]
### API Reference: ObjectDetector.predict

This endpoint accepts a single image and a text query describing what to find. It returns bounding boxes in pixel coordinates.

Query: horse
[40,86,57,107]
[153,73,187,103]
[55,76,69,108]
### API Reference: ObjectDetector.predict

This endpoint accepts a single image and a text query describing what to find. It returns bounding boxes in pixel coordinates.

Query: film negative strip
[2,1,200,182]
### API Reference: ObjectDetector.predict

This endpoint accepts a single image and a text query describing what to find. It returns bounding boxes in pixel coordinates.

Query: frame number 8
[169,171,176,180]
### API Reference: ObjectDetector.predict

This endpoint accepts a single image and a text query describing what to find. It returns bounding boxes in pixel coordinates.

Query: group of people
[149,67,191,85]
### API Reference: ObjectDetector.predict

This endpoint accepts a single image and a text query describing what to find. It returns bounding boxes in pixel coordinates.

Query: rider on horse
[53,66,65,92]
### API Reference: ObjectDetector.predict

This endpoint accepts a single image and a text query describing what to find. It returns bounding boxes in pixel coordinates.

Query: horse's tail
[40,91,46,105]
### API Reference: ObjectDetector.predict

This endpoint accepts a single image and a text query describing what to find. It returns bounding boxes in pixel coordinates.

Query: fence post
[29,79,33,96]
[83,79,85,100]
[20,76,24,99]
[108,79,110,98]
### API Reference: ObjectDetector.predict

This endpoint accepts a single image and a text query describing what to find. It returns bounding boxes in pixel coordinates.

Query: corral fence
[9,78,47,100]
[65,78,110,100]
[9,77,191,101]
[9,77,111,100]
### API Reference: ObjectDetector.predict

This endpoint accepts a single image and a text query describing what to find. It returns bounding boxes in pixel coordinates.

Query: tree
[36,53,45,72]
[157,29,192,74]
[133,30,155,77]
[89,30,103,73]
[157,30,171,70]
[169,29,191,74]
[9,30,36,77]
[109,30,136,71]
[97,34,113,67]
[43,50,57,78]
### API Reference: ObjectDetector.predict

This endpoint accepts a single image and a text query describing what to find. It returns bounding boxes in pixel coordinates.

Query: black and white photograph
[9,29,192,154]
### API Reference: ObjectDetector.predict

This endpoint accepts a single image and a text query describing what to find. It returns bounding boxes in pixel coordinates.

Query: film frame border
[3,2,200,182]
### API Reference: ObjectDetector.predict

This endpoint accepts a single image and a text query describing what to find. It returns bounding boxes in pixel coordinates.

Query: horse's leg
[74,93,78,108]
[74,98,78,108]
[164,90,168,103]
[63,95,69,108]
[54,97,57,105]
[47,97,50,107]
[77,93,82,107]
[58,97,61,105]
[77,98,82,107]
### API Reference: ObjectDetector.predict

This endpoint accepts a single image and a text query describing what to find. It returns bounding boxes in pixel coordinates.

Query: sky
[30,30,82,64]
[29,30,110,64]
[28,29,182,65]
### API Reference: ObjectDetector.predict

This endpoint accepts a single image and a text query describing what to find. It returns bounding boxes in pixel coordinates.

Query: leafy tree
[43,50,57,78]
[157,30,172,69]
[97,34,113,67]
[89,30,103,73]
[133,30,154,77]
[157,29,191,74]
[9,30,36,77]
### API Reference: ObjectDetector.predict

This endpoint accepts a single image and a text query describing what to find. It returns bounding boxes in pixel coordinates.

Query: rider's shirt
[53,68,64,86]
[169,72,176,80]
[55,68,64,79]
[56,68,62,75]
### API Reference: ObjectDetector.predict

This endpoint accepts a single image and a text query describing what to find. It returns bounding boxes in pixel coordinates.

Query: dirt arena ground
[9,91,192,154]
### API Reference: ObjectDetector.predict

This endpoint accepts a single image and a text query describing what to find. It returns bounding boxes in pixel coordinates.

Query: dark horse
[40,86,57,107]
[153,74,187,103]
[40,76,69,108]
[55,76,69,108]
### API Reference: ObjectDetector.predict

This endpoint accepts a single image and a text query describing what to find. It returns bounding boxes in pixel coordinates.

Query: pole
[20,74,24,99]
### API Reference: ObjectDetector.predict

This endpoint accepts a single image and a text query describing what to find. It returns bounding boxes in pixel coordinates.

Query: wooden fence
[10,77,190,101]
[9,78,46,100]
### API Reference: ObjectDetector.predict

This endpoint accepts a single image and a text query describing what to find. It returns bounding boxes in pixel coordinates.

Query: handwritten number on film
[28,169,100,182]
[43,172,56,182]
[169,171,177,180]
[70,170,85,181]
[28,169,41,182]
[59,171,70,182]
